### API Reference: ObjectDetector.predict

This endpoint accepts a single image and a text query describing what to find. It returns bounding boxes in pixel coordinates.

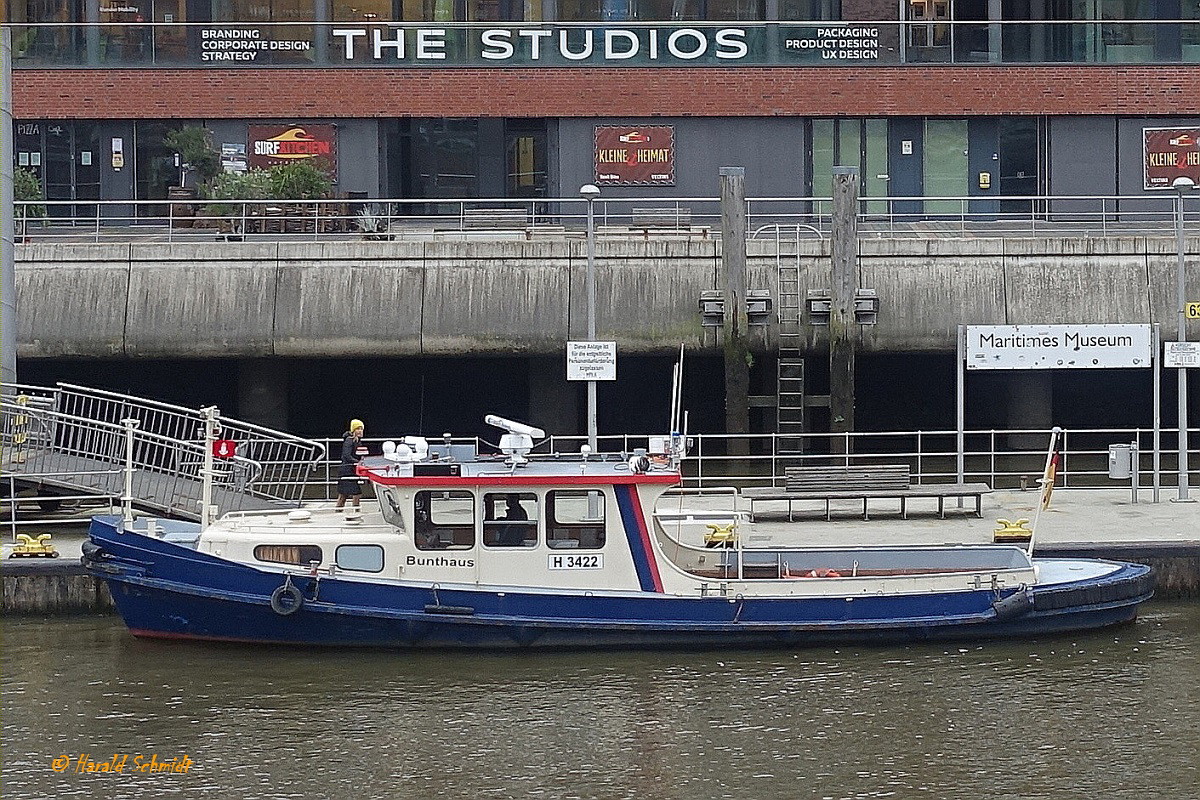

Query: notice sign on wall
[594,126,675,186]
[248,125,338,182]
[567,341,617,381]
[1143,127,1200,190]
[966,324,1153,370]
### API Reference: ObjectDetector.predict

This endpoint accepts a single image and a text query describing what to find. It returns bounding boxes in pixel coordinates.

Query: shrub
[201,169,274,218]
[14,168,46,219]
[268,161,333,201]
[164,126,221,186]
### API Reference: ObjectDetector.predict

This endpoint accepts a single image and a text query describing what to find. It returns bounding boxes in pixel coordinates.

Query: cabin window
[379,488,406,530]
[546,490,606,550]
[254,544,323,566]
[414,490,476,550]
[483,492,538,548]
[336,544,385,573]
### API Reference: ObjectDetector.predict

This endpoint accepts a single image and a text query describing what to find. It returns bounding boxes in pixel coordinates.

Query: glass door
[505,124,548,199]
[923,119,968,214]
[863,118,890,215]
[810,119,889,214]
[998,117,1039,213]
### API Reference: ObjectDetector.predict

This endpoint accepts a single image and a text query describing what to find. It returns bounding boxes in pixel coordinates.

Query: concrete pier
[2,558,112,614]
[14,236,1197,359]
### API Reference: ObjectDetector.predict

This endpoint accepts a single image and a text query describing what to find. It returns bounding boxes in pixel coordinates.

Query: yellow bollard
[993,518,1032,544]
[10,533,59,558]
[703,522,738,549]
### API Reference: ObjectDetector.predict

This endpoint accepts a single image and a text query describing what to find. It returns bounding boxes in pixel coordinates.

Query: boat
[83,413,1155,649]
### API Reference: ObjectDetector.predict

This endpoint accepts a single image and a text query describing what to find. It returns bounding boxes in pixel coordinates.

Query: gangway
[1,383,326,523]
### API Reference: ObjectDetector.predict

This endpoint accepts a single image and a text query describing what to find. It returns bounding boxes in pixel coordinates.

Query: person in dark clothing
[336,419,367,510]
[498,494,529,546]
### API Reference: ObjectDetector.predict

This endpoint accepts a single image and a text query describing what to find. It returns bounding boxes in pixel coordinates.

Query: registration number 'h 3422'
[548,554,603,570]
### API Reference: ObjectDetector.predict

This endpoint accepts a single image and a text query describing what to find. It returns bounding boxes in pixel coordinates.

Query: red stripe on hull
[627,486,664,593]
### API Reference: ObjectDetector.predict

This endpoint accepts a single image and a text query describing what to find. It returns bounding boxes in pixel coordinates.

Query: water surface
[3,605,1197,799]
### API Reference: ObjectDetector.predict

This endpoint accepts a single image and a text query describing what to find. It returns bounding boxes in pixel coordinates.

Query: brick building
[7,1,1200,212]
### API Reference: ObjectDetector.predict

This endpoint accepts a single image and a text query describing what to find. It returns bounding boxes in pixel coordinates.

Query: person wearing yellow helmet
[336,418,367,510]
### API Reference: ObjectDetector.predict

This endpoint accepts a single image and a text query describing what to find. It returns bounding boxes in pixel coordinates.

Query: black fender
[270,583,304,616]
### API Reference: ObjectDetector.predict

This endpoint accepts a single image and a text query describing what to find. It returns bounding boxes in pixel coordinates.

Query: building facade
[8,0,1200,211]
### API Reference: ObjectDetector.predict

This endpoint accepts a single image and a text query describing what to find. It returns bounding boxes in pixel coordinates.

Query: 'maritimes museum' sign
[193,24,883,66]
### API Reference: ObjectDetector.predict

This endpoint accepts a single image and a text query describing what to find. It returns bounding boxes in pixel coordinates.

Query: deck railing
[12,194,1200,245]
[2,414,1188,535]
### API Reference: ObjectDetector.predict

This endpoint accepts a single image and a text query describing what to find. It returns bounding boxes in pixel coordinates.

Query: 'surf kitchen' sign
[248,125,338,181]
[594,126,675,186]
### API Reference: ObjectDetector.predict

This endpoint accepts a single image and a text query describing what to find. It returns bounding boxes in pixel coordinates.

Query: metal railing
[12,194,1200,245]
[317,424,1187,495]
[1,384,327,524]
[1,416,1188,533]
[10,21,1200,68]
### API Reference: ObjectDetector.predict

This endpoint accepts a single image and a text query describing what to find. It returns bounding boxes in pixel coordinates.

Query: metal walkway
[1,383,326,522]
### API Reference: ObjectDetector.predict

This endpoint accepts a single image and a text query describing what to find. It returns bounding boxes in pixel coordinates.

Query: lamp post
[579,183,600,452]
[1173,175,1195,501]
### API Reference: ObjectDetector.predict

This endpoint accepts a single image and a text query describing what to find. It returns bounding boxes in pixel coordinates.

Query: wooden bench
[741,465,992,521]
[460,208,530,230]
[631,206,691,230]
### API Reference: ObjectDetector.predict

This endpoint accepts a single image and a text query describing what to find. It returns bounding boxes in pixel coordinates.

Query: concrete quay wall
[14,236,1191,359]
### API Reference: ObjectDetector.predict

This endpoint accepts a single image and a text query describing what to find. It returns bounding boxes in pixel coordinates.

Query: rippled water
[3,605,1198,800]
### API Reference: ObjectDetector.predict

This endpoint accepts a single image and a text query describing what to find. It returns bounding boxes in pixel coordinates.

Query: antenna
[484,414,546,464]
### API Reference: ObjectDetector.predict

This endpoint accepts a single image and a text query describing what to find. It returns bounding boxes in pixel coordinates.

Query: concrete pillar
[237,359,289,430]
[314,0,330,64]
[478,119,506,198]
[528,356,577,436]
[2,29,16,390]
[86,0,101,67]
[830,166,859,442]
[1006,371,1053,450]
[987,0,1003,63]
[720,167,749,449]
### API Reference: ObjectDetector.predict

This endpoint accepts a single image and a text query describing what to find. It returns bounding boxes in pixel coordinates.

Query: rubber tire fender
[270,583,304,616]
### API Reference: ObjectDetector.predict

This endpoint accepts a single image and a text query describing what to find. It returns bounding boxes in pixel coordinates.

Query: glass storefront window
[506,121,548,197]
[1183,0,1200,58]
[557,0,758,20]
[779,0,838,20]
[412,119,480,198]
[332,0,392,20]
[135,121,180,213]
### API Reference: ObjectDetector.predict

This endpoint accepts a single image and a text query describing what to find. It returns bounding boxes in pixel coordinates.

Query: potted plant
[13,167,46,241]
[201,169,273,239]
[164,126,221,228]
[356,203,394,240]
[267,161,333,233]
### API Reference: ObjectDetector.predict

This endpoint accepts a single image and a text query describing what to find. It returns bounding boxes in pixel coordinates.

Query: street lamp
[579,183,600,452]
[1173,175,1195,501]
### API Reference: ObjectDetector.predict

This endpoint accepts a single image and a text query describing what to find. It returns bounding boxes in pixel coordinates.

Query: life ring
[270,583,304,616]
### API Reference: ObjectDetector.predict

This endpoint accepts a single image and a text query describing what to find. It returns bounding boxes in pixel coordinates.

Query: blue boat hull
[85,516,1155,650]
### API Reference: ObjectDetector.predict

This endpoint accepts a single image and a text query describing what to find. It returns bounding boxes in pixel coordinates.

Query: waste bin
[1108,444,1132,479]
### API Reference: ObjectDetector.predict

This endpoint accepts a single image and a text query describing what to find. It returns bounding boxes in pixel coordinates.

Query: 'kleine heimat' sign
[1143,127,1200,190]
[966,324,1153,370]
